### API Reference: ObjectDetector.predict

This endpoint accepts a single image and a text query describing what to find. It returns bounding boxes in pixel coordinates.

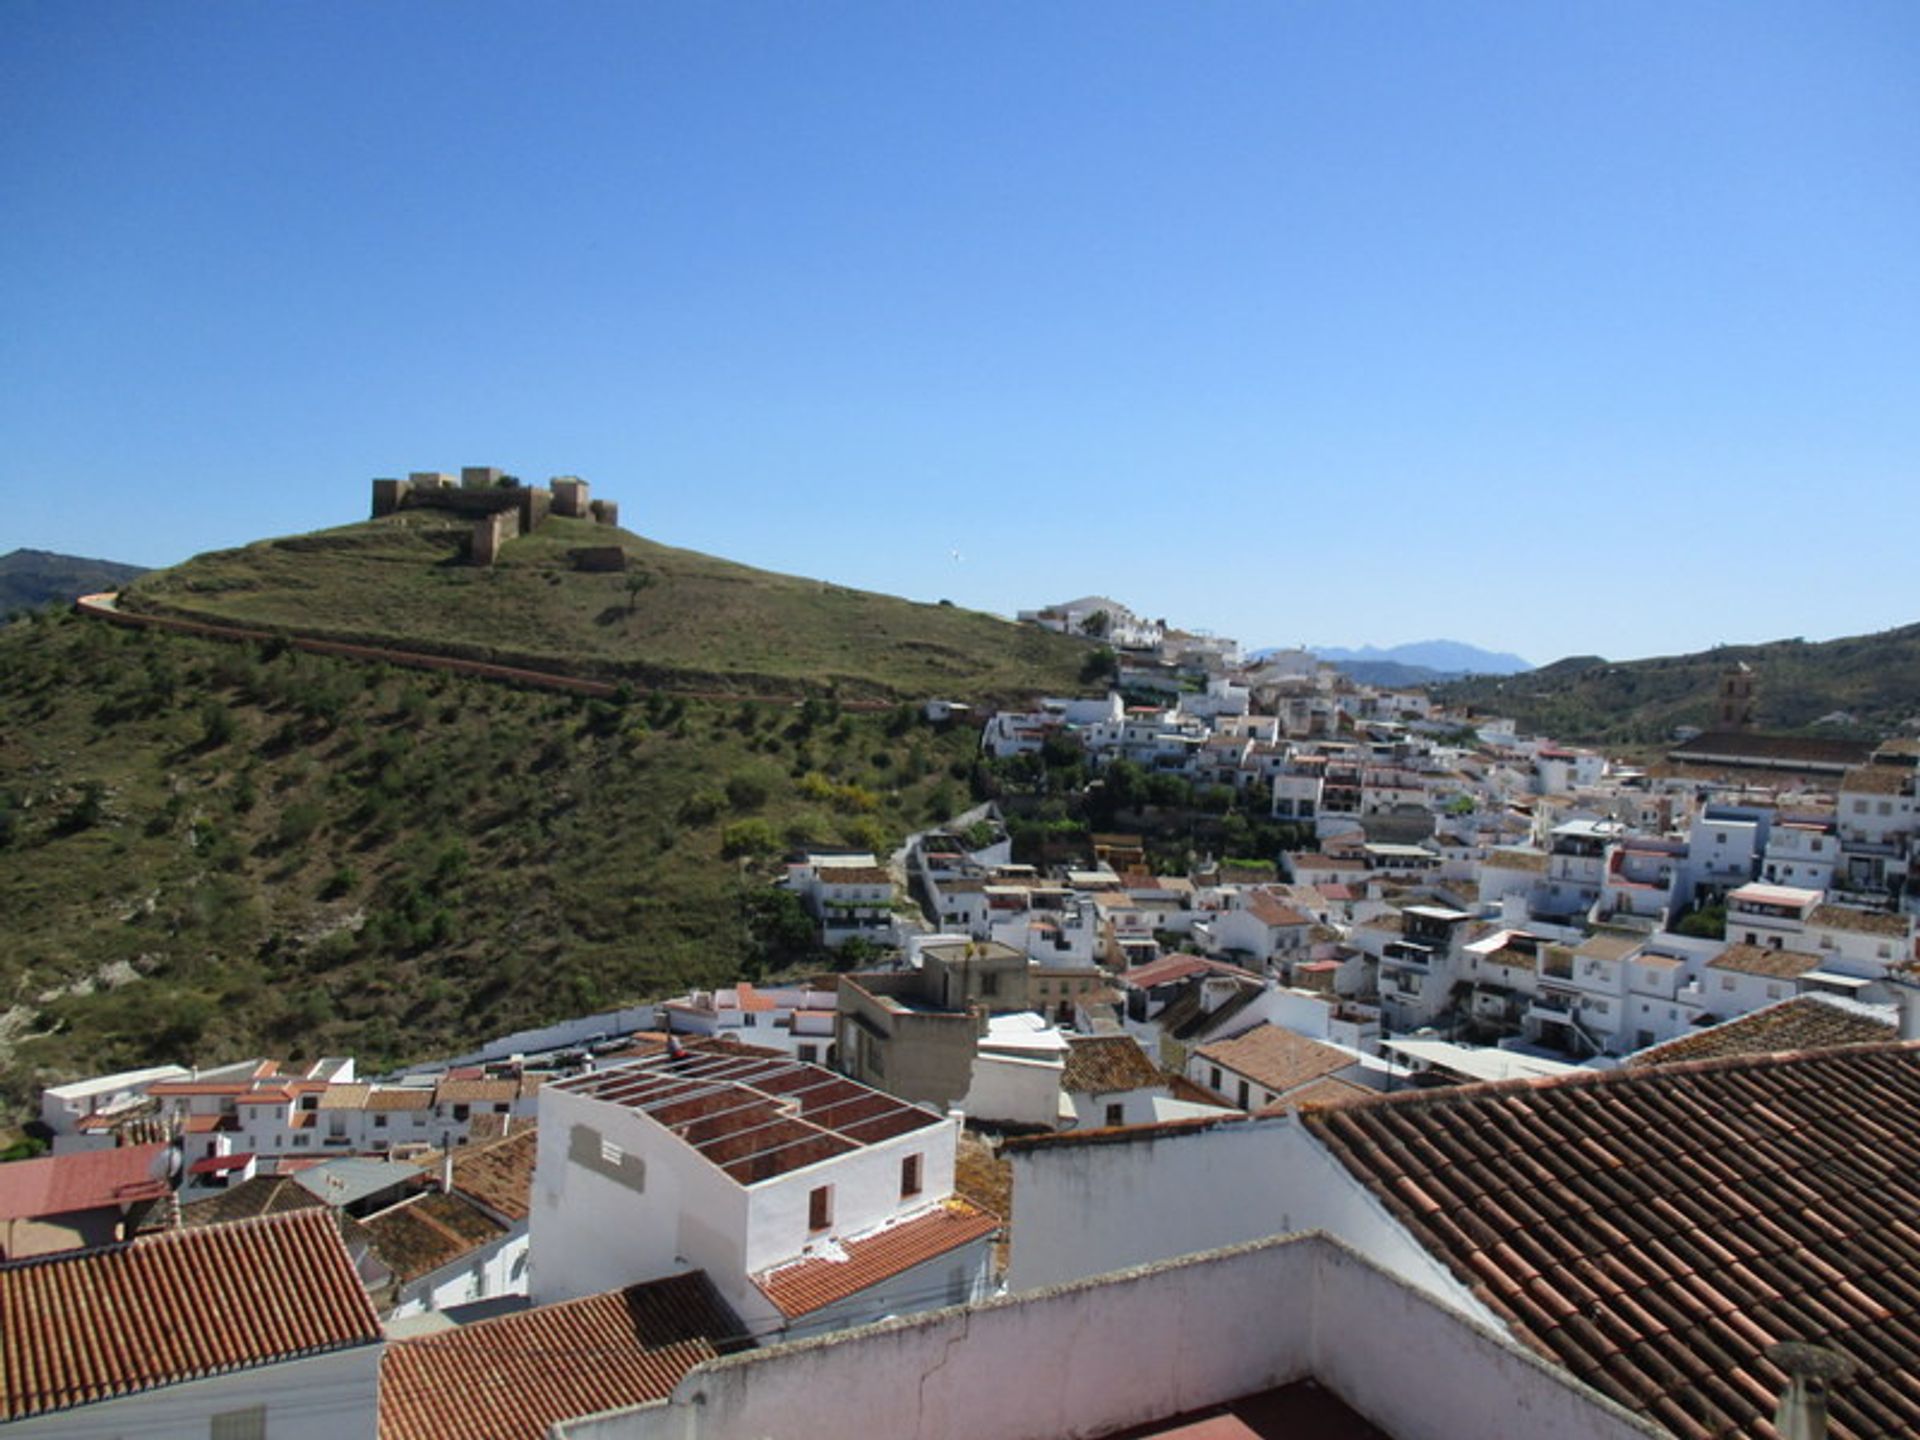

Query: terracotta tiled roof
[0,1208,379,1421]
[379,1271,745,1440]
[317,1083,372,1111]
[1627,995,1896,1068]
[753,1199,999,1319]
[1257,1075,1375,1114]
[1120,954,1258,990]
[1808,904,1911,939]
[179,1174,327,1228]
[410,1127,538,1223]
[363,1192,508,1284]
[1304,1043,1920,1439]
[1668,732,1873,768]
[365,1087,434,1112]
[1243,891,1311,928]
[1062,1036,1163,1096]
[0,1143,170,1223]
[1194,1025,1354,1100]
[1841,765,1913,796]
[433,1077,517,1105]
[1706,942,1823,979]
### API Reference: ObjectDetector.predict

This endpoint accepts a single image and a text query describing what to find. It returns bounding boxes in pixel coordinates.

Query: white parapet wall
[553,1233,1662,1440]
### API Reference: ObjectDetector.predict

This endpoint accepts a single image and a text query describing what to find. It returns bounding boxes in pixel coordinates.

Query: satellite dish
[148,1140,185,1191]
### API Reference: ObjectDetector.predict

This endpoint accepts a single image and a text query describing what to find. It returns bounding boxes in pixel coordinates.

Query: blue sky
[5,2,1916,664]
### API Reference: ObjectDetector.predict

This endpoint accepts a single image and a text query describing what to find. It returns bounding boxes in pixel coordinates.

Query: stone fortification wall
[368,467,613,563]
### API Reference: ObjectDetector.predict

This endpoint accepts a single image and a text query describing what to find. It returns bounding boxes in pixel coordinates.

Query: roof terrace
[548,1052,943,1186]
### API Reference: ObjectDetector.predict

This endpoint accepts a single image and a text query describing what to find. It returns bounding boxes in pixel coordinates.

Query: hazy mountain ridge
[0,548,149,620]
[1310,639,1534,676]
[1437,624,1920,744]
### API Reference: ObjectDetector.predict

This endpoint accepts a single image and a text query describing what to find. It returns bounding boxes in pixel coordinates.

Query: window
[1721,977,1736,991]
[1236,1079,1250,1109]
[743,1013,757,1027]
[809,1185,833,1231]
[1105,1103,1125,1128]
[374,1114,388,1129]
[980,971,1000,997]
[211,1406,267,1440]
[1209,1066,1222,1091]
[901,1153,923,1197]
[798,1044,817,1063]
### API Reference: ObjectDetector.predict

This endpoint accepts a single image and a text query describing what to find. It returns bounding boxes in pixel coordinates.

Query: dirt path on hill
[73,592,895,710]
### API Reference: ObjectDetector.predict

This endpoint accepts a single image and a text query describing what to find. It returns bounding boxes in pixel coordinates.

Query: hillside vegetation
[1437,624,1920,744]
[121,513,1088,702]
[0,611,1010,1120]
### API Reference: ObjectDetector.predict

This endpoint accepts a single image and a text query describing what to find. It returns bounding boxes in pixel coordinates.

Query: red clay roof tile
[753,1199,999,1319]
[379,1271,744,1440]
[1305,1043,1920,1438]
[0,1208,379,1421]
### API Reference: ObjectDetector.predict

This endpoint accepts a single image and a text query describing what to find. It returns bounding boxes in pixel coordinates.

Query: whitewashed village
[8,593,1920,1440]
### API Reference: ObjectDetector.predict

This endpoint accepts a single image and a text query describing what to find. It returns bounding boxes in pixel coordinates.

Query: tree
[624,569,654,614]
[1079,645,1118,685]
[1079,609,1111,639]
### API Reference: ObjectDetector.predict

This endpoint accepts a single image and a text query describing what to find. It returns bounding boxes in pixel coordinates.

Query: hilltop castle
[371,467,621,566]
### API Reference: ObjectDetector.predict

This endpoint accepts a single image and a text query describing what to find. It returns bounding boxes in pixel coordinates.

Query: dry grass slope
[122,514,1089,703]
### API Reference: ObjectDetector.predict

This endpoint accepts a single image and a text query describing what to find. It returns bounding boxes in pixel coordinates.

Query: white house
[530,1049,998,1342]
[0,1208,382,1439]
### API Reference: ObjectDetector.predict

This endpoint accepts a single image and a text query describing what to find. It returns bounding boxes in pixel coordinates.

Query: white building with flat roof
[532,1050,997,1342]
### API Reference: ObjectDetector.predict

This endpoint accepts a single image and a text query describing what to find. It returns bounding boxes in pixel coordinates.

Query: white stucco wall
[389,1228,531,1319]
[959,1052,1064,1129]
[1005,1115,1502,1331]
[554,1234,1659,1440]
[5,1345,379,1440]
[741,1117,957,1275]
[530,1087,750,1304]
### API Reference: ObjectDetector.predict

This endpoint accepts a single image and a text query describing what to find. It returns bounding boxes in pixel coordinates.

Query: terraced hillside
[120,513,1089,702]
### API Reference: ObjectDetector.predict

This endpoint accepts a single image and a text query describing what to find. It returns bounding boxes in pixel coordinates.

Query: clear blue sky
[5,2,1916,665]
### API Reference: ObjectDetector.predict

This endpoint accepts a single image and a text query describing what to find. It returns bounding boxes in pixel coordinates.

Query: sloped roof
[410,1127,538,1223]
[379,1271,745,1440]
[1705,943,1822,980]
[180,1174,327,1228]
[1304,1043,1920,1439]
[753,1199,999,1320]
[1194,1025,1354,1099]
[0,1142,169,1223]
[0,1208,380,1421]
[362,1192,508,1284]
[1061,1036,1164,1096]
[1808,904,1911,939]
[1627,996,1896,1068]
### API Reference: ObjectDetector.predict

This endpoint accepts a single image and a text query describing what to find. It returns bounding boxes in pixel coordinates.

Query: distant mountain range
[1439,624,1920,744]
[0,548,148,620]
[1309,640,1535,678]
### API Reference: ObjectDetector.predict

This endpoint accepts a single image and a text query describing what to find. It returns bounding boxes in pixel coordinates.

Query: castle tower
[1716,663,1755,731]
[550,475,590,518]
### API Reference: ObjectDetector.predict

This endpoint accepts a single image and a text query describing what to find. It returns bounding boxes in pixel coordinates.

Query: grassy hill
[0,595,1045,1122]
[119,512,1087,703]
[1,548,148,621]
[1436,624,1920,744]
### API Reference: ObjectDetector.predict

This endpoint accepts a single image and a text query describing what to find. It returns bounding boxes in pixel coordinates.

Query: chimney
[439,1133,455,1194]
[1768,1342,1855,1440]
[1893,973,1920,1042]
